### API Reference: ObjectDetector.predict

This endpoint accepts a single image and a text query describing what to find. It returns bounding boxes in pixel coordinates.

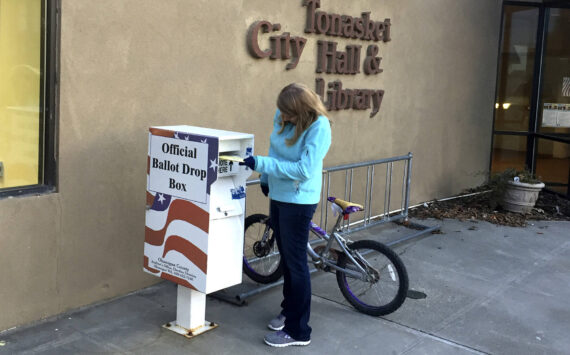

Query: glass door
[491,5,540,173]
[491,3,570,196]
[536,8,570,195]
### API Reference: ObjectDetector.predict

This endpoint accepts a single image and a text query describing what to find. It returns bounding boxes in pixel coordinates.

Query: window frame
[0,0,60,199]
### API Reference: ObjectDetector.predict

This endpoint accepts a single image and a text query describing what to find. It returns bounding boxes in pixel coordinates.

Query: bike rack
[211,153,440,306]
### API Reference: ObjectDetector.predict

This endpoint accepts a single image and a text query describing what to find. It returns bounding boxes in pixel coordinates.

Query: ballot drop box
[144,125,253,337]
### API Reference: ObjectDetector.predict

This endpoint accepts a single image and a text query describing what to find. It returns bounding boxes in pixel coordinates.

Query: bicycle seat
[327,197,364,214]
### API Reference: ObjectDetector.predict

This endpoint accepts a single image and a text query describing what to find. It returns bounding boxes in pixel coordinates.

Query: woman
[240,83,332,347]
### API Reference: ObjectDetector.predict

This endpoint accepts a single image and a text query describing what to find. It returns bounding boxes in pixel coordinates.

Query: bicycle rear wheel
[336,240,408,316]
[243,214,283,284]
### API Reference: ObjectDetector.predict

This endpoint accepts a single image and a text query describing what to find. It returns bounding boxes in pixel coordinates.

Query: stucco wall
[0,0,501,331]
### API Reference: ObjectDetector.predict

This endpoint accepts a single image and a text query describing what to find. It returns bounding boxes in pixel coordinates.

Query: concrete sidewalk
[1,218,569,354]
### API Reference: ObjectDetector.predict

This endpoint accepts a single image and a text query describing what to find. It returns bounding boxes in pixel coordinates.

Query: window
[0,0,57,197]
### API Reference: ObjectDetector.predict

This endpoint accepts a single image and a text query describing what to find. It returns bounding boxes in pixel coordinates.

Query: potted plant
[489,168,545,213]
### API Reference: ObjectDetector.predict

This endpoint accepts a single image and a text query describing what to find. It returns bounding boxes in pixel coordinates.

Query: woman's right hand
[239,156,256,170]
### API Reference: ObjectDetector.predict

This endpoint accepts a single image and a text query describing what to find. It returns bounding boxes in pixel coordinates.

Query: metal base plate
[163,320,218,339]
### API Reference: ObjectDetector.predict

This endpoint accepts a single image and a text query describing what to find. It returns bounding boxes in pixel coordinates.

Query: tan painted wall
[0,0,501,331]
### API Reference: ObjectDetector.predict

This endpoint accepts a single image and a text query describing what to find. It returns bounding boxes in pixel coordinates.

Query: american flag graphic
[144,128,219,292]
[563,77,570,97]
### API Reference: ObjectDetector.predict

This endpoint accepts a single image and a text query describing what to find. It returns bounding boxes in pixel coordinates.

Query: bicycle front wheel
[336,240,408,316]
[243,214,283,284]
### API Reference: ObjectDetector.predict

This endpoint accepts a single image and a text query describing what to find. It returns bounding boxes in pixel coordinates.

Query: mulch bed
[409,189,570,227]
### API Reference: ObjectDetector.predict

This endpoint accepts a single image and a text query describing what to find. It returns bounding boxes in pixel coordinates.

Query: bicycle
[243,196,409,316]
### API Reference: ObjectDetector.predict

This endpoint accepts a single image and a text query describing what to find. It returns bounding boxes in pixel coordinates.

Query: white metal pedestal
[163,285,218,339]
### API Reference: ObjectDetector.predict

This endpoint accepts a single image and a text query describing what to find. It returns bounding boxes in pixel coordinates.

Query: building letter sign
[246,0,390,118]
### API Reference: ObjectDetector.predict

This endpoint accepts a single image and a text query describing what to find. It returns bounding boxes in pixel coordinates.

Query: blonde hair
[277,83,329,146]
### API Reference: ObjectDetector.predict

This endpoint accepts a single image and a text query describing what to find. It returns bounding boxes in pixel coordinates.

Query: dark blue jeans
[270,200,317,341]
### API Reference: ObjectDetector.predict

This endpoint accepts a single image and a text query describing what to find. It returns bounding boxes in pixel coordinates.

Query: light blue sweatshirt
[255,109,332,205]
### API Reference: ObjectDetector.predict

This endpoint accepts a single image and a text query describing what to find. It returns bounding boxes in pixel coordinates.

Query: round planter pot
[502,180,545,213]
